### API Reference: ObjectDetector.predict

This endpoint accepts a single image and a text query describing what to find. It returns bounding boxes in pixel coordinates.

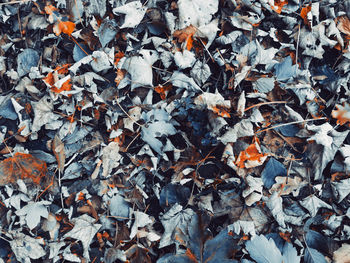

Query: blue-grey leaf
[274,124,299,137]
[261,158,287,189]
[245,235,283,263]
[159,184,191,208]
[274,56,297,82]
[0,98,17,120]
[282,242,300,263]
[98,19,118,48]
[73,43,90,62]
[17,49,39,77]
[304,248,327,263]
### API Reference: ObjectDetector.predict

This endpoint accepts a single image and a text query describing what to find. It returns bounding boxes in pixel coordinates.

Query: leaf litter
[0,0,350,262]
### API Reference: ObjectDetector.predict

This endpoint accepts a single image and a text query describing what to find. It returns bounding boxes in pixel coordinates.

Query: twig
[36,180,54,201]
[244,101,287,112]
[125,132,141,152]
[295,23,301,75]
[255,117,327,134]
[115,96,144,127]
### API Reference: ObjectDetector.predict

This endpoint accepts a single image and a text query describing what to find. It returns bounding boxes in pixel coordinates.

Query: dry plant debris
[1,0,350,262]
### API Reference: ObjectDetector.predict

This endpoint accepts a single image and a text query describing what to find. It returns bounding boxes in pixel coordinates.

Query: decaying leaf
[0,153,47,186]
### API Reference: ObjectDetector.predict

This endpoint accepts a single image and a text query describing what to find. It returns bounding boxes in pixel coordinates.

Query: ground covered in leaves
[1,0,350,262]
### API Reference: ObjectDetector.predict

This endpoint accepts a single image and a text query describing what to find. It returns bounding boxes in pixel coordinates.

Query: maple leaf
[331,102,350,126]
[53,21,76,36]
[0,153,47,186]
[158,211,239,263]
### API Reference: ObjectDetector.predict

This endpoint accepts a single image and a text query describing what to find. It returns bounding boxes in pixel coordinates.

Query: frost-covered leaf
[177,0,218,29]
[190,60,211,85]
[10,231,46,261]
[113,1,147,28]
[15,201,49,230]
[264,192,286,228]
[122,49,158,89]
[245,235,283,263]
[219,120,254,144]
[331,178,350,203]
[141,109,177,154]
[307,124,349,180]
[102,141,121,178]
[109,194,130,219]
[299,195,332,217]
[159,204,196,248]
[170,71,201,91]
[90,51,112,72]
[333,243,350,263]
[174,50,196,69]
[64,214,102,260]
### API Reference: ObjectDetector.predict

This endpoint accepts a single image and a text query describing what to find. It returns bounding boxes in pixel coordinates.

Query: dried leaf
[332,102,350,126]
[64,214,102,260]
[53,21,76,36]
[0,153,47,186]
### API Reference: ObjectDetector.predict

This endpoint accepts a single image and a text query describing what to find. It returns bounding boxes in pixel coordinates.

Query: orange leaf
[51,79,72,93]
[300,5,311,25]
[44,4,58,15]
[154,84,172,100]
[173,25,197,50]
[331,102,350,126]
[0,153,47,185]
[55,63,71,74]
[212,106,230,118]
[236,137,267,168]
[43,72,55,86]
[270,0,288,14]
[114,51,125,66]
[54,21,76,36]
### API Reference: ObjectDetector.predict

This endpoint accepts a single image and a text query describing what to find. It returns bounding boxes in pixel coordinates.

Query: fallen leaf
[53,21,76,36]
[331,102,350,126]
[0,153,47,186]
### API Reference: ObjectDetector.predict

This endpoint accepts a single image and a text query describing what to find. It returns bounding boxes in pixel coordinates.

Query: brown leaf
[52,135,65,172]
[0,153,47,185]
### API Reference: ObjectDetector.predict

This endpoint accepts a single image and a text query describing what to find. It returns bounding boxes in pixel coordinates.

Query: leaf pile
[1,0,350,262]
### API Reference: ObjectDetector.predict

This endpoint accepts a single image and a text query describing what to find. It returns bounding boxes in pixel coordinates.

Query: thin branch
[115,97,144,127]
[255,117,327,134]
[244,101,287,112]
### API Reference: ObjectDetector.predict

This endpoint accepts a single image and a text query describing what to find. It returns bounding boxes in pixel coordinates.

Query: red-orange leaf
[332,102,350,126]
[0,153,47,185]
[53,21,76,36]
[236,137,268,168]
[270,0,288,14]
[300,5,311,25]
[51,79,72,93]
